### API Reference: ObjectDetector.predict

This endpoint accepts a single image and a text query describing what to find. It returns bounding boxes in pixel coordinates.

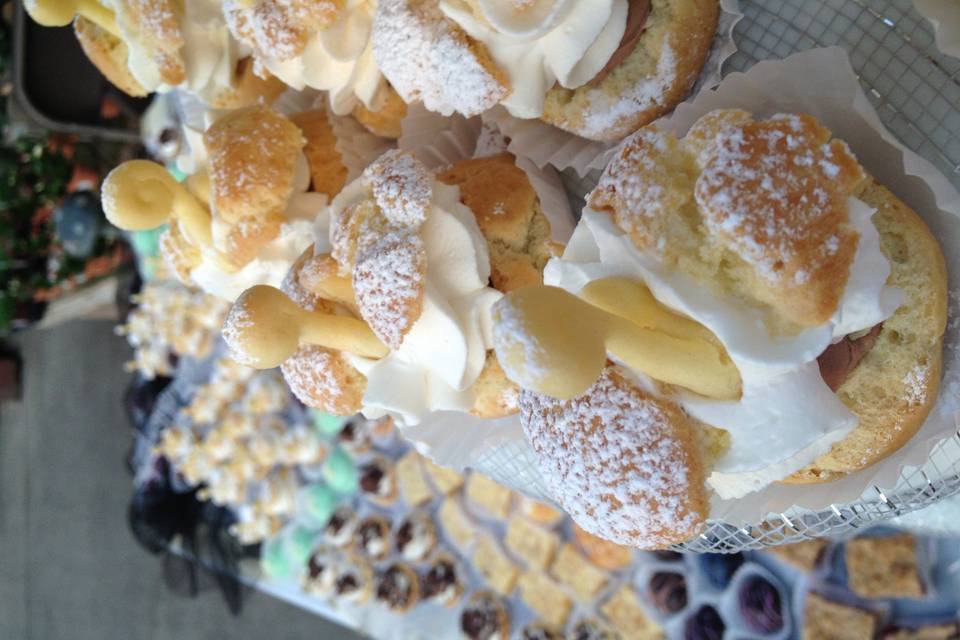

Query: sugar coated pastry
[28,0,284,105]
[492,110,946,547]
[227,149,560,424]
[373,0,719,140]
[104,105,344,302]
[222,0,405,134]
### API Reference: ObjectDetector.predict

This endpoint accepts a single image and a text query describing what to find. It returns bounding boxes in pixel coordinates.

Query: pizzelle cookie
[373,0,719,141]
[492,109,946,548]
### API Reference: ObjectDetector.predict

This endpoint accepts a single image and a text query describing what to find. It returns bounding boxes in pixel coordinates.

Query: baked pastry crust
[73,16,148,97]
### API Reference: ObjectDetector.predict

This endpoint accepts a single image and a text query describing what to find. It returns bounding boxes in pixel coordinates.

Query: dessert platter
[25,0,960,559]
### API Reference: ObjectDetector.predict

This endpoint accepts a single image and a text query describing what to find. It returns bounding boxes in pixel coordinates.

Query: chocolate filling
[461,599,503,640]
[358,521,384,550]
[571,621,616,640]
[325,510,350,536]
[376,565,413,608]
[817,324,883,391]
[589,0,652,86]
[335,573,359,595]
[307,555,327,580]
[396,521,414,552]
[423,560,456,599]
[359,464,385,493]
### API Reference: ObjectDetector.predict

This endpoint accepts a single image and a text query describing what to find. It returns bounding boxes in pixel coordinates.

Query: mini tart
[358,455,398,506]
[422,553,464,606]
[334,553,374,605]
[460,591,511,640]
[73,17,147,97]
[522,366,710,549]
[355,516,392,560]
[303,546,339,597]
[542,0,720,141]
[337,417,374,454]
[394,510,438,562]
[375,563,421,612]
[324,506,358,548]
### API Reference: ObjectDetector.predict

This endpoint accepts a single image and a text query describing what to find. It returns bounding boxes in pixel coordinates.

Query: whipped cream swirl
[315,175,503,426]
[439,0,628,118]
[545,200,904,500]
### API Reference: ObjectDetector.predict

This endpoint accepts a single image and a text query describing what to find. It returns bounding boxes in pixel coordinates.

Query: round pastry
[373,0,719,141]
[104,105,343,303]
[324,506,358,548]
[355,516,392,560]
[572,524,634,570]
[333,553,375,605]
[223,0,405,136]
[394,511,438,562]
[374,563,421,612]
[421,553,464,606]
[492,109,947,547]
[303,546,338,597]
[34,0,284,105]
[460,591,510,640]
[227,149,561,425]
[358,455,398,506]
[337,417,375,454]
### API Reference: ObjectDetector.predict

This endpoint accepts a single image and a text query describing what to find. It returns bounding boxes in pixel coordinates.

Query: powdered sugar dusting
[492,297,549,385]
[353,230,427,348]
[222,304,258,367]
[224,0,339,61]
[903,364,930,406]
[281,345,343,407]
[373,0,508,116]
[363,150,433,227]
[520,368,704,548]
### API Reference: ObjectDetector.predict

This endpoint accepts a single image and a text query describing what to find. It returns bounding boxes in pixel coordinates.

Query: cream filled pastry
[222,0,405,136]
[223,150,560,425]
[27,0,285,105]
[102,105,347,301]
[492,110,946,547]
[373,0,718,140]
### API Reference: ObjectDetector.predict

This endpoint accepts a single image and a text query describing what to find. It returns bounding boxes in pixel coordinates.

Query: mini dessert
[473,535,520,595]
[373,0,720,141]
[461,591,510,640]
[601,586,662,639]
[222,0,407,137]
[519,498,565,527]
[516,571,572,629]
[303,547,338,597]
[572,524,633,570]
[423,457,465,495]
[739,575,785,634]
[684,605,724,640]
[300,483,341,526]
[358,455,398,506]
[103,106,342,302]
[698,553,744,590]
[438,497,477,550]
[493,110,947,547]
[395,511,438,562]
[324,506,358,548]
[465,472,514,520]
[224,150,559,423]
[804,593,876,640]
[649,571,687,614]
[422,553,464,606]
[396,449,435,508]
[504,516,560,570]
[334,553,375,605]
[550,544,608,603]
[768,539,828,572]
[570,619,621,640]
[375,563,420,612]
[322,446,360,495]
[27,0,285,105]
[356,516,392,561]
[846,534,924,599]
[337,418,374,454]
[521,624,563,640]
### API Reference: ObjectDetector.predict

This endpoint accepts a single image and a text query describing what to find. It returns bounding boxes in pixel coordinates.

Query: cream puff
[103,105,346,302]
[493,110,946,547]
[223,149,561,423]
[373,0,719,141]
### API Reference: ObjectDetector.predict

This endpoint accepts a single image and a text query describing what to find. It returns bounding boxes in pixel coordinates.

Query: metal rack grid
[673,0,960,552]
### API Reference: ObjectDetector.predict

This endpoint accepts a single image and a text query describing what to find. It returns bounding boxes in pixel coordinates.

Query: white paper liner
[399,46,960,533]
[327,111,396,181]
[397,104,575,244]
[482,0,743,177]
[915,0,960,58]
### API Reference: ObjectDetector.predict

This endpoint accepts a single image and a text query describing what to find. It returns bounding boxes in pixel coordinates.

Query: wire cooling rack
[676,0,960,552]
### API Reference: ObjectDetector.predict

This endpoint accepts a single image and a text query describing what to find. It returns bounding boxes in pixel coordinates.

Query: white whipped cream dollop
[315,176,502,426]
[240,0,385,115]
[192,153,326,301]
[544,199,904,500]
[111,0,247,99]
[439,0,628,118]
